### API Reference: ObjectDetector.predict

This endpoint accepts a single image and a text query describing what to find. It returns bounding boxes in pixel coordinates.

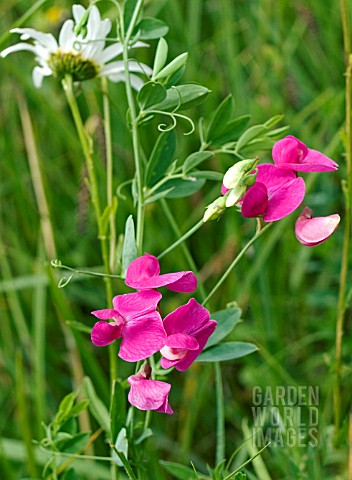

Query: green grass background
[0,1,349,479]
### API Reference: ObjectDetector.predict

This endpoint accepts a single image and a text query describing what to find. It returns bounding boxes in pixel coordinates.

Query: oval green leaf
[197,341,258,362]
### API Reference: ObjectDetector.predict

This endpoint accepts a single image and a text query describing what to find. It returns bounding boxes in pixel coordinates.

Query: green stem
[202,223,272,307]
[62,75,116,387]
[121,0,145,255]
[160,200,207,300]
[102,77,117,273]
[335,0,352,437]
[62,75,102,223]
[215,362,225,465]
[110,444,138,480]
[158,219,204,260]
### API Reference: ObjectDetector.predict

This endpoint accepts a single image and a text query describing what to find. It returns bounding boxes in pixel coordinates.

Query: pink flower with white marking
[91,290,166,362]
[160,298,217,371]
[128,364,173,414]
[272,136,338,172]
[241,163,306,222]
[295,207,340,247]
[125,253,197,292]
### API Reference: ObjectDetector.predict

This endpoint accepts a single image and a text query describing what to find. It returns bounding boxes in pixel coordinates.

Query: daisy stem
[335,0,352,438]
[157,219,204,260]
[121,0,145,255]
[201,222,272,308]
[102,77,117,273]
[62,75,116,385]
[62,75,102,224]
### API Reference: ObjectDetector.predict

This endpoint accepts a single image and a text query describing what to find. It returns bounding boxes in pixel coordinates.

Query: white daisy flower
[1,4,151,89]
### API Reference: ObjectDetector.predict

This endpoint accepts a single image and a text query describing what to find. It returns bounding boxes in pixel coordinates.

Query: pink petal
[241,182,268,218]
[272,136,338,172]
[165,272,198,292]
[91,308,120,320]
[255,163,298,190]
[164,333,199,350]
[161,299,217,371]
[91,321,122,346]
[272,136,308,169]
[302,149,338,172]
[128,375,173,414]
[173,321,217,371]
[127,271,197,292]
[112,290,161,320]
[295,207,340,246]
[125,253,160,284]
[163,298,211,337]
[125,253,197,292]
[264,177,305,222]
[119,312,166,362]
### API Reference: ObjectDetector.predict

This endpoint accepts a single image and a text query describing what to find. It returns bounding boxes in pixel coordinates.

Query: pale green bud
[223,158,259,189]
[203,196,227,222]
[225,183,247,207]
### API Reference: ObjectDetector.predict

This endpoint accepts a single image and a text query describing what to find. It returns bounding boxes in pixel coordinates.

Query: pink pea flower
[125,253,197,292]
[128,364,173,414]
[91,290,166,362]
[160,298,217,371]
[241,163,306,222]
[295,207,340,247]
[273,136,338,172]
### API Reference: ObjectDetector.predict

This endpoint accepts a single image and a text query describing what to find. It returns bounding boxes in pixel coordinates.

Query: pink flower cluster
[224,136,340,246]
[91,253,217,414]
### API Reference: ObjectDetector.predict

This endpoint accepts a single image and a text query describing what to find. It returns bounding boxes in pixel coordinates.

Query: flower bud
[203,196,227,222]
[225,183,247,207]
[223,158,259,189]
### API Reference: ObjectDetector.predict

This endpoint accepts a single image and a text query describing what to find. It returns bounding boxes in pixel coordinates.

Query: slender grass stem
[215,362,225,465]
[158,219,204,260]
[335,0,352,436]
[202,223,272,307]
[15,350,38,478]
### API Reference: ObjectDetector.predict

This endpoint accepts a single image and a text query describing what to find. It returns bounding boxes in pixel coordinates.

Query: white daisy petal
[59,20,75,52]
[129,74,145,91]
[1,42,38,57]
[104,71,125,83]
[72,4,86,23]
[11,28,58,52]
[132,41,149,49]
[101,61,152,77]
[96,43,123,63]
[99,19,112,38]
[100,61,124,75]
[32,65,52,88]
[128,61,152,76]
[87,6,101,38]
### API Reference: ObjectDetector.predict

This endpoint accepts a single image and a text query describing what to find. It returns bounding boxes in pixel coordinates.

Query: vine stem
[335,0,352,437]
[121,0,145,255]
[160,200,207,301]
[158,219,204,260]
[201,222,272,307]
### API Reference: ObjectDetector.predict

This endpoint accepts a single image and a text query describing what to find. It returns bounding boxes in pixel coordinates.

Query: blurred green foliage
[0,1,349,479]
